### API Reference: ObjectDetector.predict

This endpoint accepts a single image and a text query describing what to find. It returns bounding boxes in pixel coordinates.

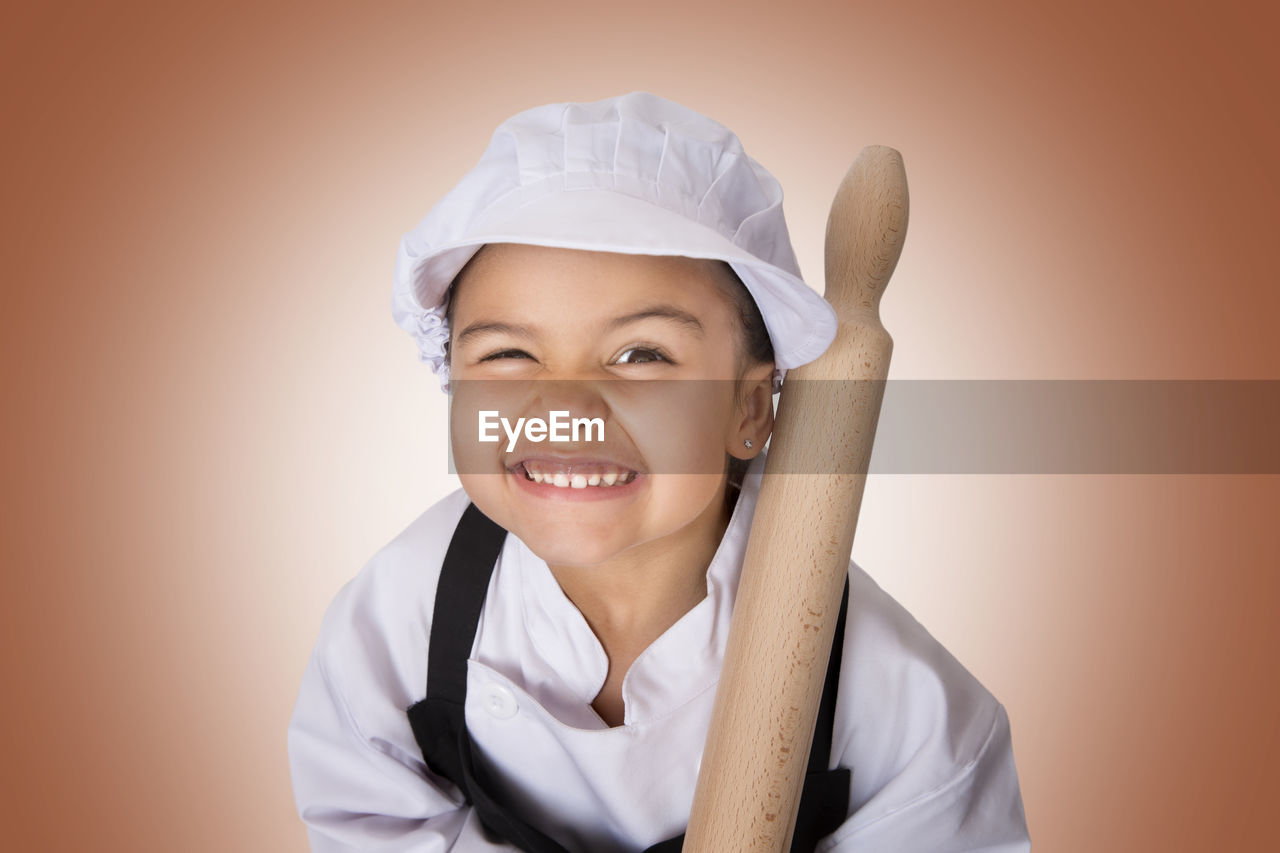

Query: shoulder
[823,558,1030,848]
[835,558,1011,807]
[308,488,474,715]
[288,490,496,836]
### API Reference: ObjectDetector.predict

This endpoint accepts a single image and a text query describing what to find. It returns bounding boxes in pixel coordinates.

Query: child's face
[447,243,773,569]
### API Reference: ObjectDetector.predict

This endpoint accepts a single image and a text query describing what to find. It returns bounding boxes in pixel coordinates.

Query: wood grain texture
[683,146,909,851]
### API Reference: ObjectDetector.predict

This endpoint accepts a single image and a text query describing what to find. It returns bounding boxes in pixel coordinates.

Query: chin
[513,517,631,568]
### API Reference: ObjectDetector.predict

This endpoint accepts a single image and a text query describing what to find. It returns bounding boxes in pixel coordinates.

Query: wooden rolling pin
[683,145,910,850]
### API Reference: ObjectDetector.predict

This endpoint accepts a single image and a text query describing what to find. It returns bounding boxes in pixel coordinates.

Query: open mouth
[514,459,641,489]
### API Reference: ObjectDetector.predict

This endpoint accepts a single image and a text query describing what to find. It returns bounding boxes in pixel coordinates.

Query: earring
[743,439,754,449]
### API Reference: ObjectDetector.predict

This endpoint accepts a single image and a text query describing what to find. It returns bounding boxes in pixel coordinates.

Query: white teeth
[521,462,638,488]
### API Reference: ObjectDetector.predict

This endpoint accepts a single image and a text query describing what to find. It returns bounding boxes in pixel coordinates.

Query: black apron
[406,503,851,852]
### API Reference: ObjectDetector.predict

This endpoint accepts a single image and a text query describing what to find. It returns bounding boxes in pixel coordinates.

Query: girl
[288,92,1030,852]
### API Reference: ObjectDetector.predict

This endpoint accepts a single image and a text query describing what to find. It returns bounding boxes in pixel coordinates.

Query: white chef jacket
[288,453,1031,851]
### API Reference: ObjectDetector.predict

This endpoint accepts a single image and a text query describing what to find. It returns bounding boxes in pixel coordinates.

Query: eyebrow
[605,305,705,336]
[454,304,705,347]
[453,321,539,347]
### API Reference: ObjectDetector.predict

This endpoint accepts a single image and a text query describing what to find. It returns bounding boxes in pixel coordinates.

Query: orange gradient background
[2,1,1277,850]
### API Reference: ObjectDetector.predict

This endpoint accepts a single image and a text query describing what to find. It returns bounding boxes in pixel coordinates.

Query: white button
[478,683,519,720]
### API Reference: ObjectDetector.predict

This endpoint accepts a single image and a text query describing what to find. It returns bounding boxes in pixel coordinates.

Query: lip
[506,458,647,502]
[509,450,645,471]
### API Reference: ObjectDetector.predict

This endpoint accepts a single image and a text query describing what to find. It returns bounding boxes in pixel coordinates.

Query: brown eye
[614,347,670,365]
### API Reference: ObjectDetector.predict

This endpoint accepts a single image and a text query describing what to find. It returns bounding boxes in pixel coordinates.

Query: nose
[525,378,612,426]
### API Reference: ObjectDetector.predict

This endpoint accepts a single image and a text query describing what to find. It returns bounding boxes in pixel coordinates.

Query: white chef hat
[391,91,837,392]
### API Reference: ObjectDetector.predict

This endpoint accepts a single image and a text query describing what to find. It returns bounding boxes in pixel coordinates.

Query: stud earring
[743,439,754,449]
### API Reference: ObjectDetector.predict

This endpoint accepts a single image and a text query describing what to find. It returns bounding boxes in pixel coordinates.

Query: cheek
[643,473,725,528]
[449,382,525,475]
[457,473,509,523]
[611,382,736,475]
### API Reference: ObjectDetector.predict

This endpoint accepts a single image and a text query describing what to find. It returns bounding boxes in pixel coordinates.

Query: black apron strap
[407,503,852,853]
[789,576,852,853]
[426,503,508,704]
[407,503,567,851]
[407,503,507,791]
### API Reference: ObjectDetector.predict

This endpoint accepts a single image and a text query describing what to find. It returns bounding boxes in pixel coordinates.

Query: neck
[548,478,737,654]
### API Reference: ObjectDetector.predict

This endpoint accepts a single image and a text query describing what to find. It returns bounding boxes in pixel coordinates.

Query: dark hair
[712,262,773,494]
[713,261,775,374]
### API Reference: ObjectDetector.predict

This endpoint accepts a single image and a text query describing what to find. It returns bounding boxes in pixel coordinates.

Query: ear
[726,362,776,460]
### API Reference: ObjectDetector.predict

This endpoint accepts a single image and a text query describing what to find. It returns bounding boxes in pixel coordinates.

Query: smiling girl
[288,92,1030,852]
[447,242,777,730]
